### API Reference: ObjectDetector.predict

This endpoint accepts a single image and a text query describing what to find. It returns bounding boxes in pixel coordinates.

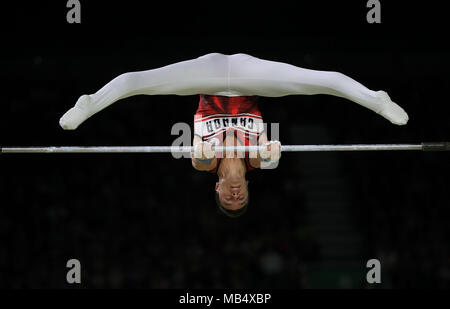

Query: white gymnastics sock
[59,53,408,129]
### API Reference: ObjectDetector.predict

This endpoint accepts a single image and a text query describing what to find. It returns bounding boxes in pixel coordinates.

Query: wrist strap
[196,158,213,164]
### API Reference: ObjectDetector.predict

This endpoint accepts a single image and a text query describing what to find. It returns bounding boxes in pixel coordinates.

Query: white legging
[60,53,408,129]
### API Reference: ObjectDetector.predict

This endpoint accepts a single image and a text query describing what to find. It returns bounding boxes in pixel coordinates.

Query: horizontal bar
[1,143,448,153]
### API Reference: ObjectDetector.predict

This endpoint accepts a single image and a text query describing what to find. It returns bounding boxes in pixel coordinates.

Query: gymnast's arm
[191,135,217,171]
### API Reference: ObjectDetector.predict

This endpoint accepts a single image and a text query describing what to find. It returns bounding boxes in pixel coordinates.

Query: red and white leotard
[194,94,265,173]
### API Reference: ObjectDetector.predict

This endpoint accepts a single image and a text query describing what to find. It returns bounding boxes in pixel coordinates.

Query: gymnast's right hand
[59,95,92,130]
[193,141,215,161]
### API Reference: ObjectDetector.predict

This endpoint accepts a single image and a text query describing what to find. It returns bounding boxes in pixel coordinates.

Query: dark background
[1,1,449,288]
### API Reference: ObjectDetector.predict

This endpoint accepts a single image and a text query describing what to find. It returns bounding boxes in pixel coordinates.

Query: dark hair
[215,190,249,218]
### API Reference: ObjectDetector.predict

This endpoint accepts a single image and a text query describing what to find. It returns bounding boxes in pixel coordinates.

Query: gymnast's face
[215,177,249,211]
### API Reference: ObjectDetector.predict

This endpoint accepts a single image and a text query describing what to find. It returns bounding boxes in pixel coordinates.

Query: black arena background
[1,0,449,293]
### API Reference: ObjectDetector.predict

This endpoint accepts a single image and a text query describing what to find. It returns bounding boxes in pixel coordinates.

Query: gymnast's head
[215,162,249,218]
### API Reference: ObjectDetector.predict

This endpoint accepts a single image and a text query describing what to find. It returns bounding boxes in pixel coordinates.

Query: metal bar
[2,143,448,153]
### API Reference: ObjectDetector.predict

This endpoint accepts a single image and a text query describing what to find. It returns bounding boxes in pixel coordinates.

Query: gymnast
[59,53,409,217]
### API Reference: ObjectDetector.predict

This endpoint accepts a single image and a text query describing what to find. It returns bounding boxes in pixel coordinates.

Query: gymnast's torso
[193,95,265,172]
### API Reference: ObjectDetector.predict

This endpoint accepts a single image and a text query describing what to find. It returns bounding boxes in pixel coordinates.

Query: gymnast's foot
[376,91,409,125]
[59,95,92,130]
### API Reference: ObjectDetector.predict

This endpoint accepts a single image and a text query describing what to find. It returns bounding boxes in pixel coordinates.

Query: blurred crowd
[3,151,321,288]
[347,151,450,289]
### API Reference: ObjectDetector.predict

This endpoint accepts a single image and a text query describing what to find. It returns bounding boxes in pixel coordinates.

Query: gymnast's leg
[227,53,408,125]
[60,53,408,130]
[59,53,232,130]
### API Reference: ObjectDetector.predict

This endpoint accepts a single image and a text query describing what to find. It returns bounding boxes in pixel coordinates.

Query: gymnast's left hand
[260,140,281,162]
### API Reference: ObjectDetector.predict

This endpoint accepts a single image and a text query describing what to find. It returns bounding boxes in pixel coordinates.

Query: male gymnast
[59,53,408,217]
